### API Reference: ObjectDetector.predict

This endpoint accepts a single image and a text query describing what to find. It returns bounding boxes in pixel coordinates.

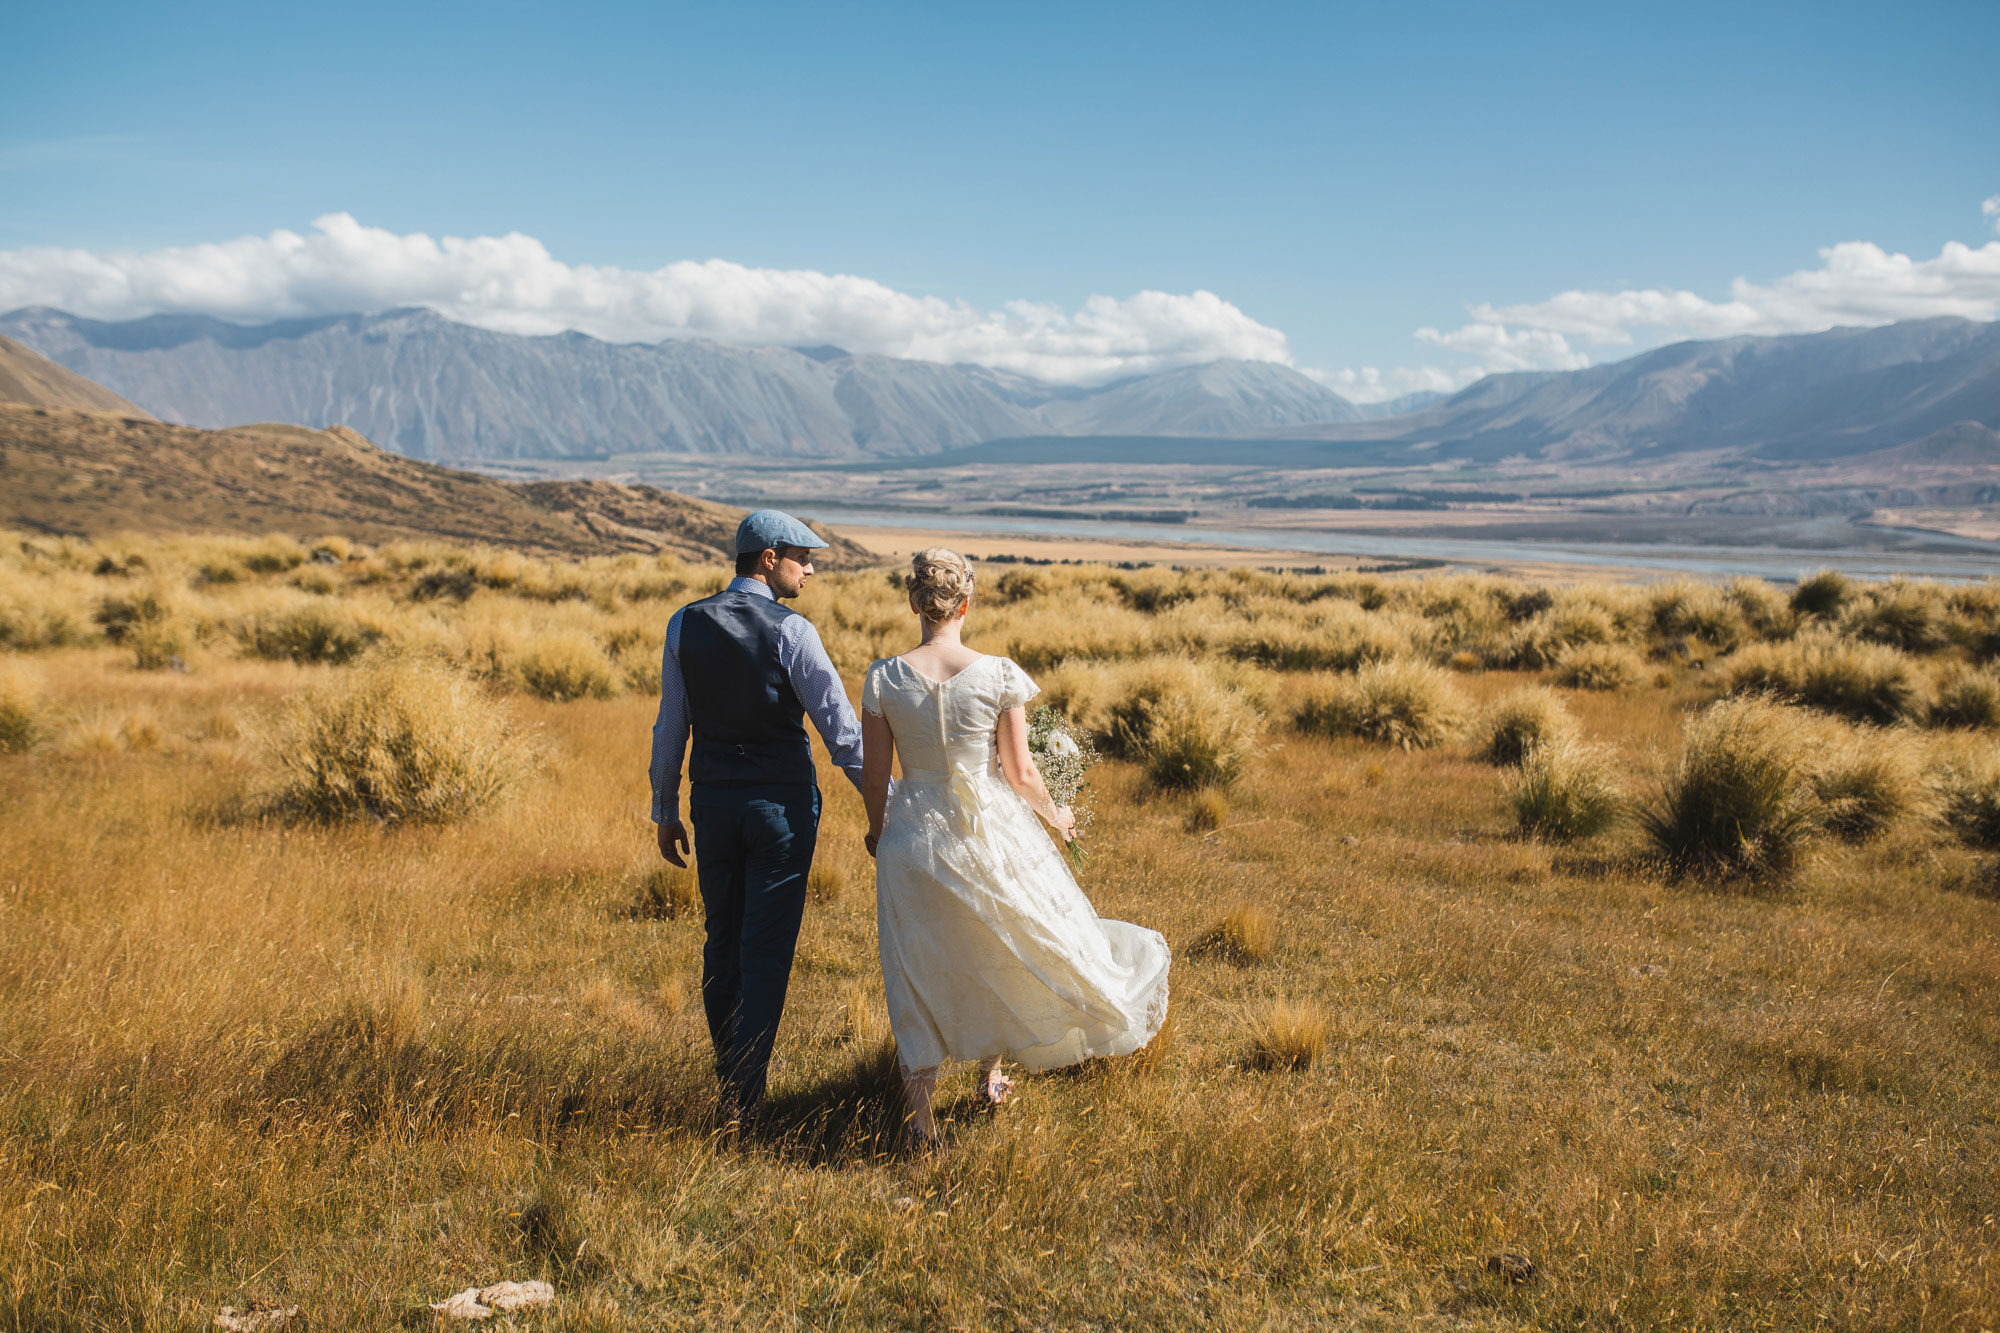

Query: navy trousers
[688,782,821,1116]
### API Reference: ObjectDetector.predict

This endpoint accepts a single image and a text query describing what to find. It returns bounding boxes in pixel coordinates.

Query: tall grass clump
[0,662,44,752]
[1640,697,1818,880]
[1809,732,1926,844]
[1553,642,1643,691]
[1508,738,1623,840]
[1074,657,1262,790]
[1191,904,1276,963]
[1928,667,2000,730]
[1845,580,1946,654]
[1931,743,2000,850]
[515,630,620,702]
[1790,569,1850,620]
[1293,658,1467,750]
[1248,999,1328,1071]
[1475,687,1577,767]
[270,658,524,823]
[241,598,385,665]
[1715,633,1929,726]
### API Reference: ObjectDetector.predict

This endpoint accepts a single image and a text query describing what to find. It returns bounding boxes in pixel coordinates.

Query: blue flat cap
[735,509,829,555]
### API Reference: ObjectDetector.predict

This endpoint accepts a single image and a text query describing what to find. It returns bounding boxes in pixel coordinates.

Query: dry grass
[1474,686,1577,766]
[268,657,527,823]
[1640,696,1820,880]
[1191,904,1277,963]
[1553,641,1644,690]
[1294,657,1468,749]
[1508,737,1624,841]
[0,660,44,753]
[1248,999,1329,1071]
[1,531,1997,1329]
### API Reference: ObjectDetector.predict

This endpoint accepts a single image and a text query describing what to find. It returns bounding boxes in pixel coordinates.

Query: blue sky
[5,0,1998,396]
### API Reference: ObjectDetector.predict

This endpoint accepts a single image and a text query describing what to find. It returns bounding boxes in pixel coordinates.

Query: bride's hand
[1050,805,1077,843]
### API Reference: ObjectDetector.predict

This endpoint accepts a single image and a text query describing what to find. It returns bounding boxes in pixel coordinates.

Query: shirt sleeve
[647,608,690,824]
[997,658,1042,712]
[781,617,865,794]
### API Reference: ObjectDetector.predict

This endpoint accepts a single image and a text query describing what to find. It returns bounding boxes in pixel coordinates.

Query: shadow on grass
[756,1037,909,1167]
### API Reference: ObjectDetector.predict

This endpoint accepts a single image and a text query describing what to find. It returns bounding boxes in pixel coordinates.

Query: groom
[649,510,865,1124]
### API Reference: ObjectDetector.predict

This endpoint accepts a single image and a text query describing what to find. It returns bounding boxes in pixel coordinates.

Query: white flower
[1047,730,1080,759]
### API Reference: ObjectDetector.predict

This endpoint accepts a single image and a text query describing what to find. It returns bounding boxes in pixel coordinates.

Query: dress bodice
[861,655,1040,783]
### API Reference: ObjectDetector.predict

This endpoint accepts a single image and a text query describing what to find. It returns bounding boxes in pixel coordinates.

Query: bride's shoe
[979,1069,1016,1107]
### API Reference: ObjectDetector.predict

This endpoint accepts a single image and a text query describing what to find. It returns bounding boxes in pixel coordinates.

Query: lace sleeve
[997,658,1041,712]
[861,660,887,717]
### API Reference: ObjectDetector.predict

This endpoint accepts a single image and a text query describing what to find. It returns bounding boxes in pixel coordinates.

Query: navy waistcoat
[679,588,816,787]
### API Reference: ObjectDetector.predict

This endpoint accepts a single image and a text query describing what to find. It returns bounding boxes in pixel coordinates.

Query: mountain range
[0,306,1364,460]
[2,305,1994,469]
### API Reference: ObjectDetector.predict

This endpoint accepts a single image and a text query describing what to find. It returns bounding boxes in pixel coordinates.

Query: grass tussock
[1553,642,1644,691]
[1508,738,1623,841]
[270,658,525,823]
[1184,788,1229,833]
[1809,731,1927,844]
[0,661,45,752]
[1474,686,1577,766]
[1932,741,2000,850]
[1640,696,1818,880]
[1293,658,1467,749]
[1191,904,1276,964]
[1716,632,1931,726]
[514,629,620,702]
[1929,666,2000,730]
[1248,999,1328,1071]
[1048,657,1261,790]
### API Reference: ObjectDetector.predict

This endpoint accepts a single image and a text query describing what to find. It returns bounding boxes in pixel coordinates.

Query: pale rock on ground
[431,1280,555,1320]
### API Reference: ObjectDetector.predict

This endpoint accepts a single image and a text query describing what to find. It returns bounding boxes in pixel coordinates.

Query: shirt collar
[728,576,776,600]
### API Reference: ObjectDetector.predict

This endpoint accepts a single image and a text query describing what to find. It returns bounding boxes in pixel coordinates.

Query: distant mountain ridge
[0,306,1361,460]
[0,334,152,418]
[1268,317,2000,463]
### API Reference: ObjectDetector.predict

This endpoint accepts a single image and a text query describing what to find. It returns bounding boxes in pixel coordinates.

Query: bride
[860,548,1171,1149]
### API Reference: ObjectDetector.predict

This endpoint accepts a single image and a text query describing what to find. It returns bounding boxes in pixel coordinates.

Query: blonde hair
[907,547,976,623]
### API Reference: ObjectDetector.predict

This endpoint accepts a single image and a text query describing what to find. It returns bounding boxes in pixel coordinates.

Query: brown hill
[0,403,873,564]
[0,335,152,417]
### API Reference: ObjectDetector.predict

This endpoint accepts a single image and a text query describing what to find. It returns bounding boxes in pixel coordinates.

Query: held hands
[864,829,881,859]
[658,818,690,868]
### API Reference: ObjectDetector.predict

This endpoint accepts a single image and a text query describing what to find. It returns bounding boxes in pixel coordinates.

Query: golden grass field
[2,530,1997,1330]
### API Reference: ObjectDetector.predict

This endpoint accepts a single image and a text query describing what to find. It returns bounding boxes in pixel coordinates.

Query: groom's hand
[658,818,690,868]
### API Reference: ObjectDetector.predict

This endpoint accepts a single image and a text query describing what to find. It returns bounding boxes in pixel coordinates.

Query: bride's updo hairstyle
[907,547,975,623]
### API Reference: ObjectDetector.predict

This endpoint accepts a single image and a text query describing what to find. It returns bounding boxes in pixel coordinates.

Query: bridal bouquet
[1027,705,1098,868]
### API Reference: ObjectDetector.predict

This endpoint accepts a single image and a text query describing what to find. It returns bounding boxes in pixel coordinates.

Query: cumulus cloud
[1985,195,2000,234]
[0,213,1293,387]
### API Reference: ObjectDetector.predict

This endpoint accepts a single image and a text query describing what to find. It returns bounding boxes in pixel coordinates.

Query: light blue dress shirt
[648,577,865,824]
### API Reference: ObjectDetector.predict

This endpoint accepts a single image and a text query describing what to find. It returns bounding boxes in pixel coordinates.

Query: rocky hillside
[0,335,152,417]
[0,403,870,563]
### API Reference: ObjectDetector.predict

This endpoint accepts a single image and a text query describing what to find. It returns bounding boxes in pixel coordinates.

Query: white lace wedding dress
[862,654,1171,1074]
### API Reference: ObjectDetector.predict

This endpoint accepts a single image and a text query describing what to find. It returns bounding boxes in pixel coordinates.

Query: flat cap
[734,509,829,555]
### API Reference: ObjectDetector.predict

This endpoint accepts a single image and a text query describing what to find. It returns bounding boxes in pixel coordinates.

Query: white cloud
[1321,199,2000,400]
[0,213,1293,387]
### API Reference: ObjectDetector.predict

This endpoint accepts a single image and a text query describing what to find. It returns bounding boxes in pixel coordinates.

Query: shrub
[0,663,44,753]
[243,600,384,665]
[1191,905,1275,963]
[1222,602,1410,673]
[1475,687,1577,767]
[515,631,619,702]
[1724,577,1797,641]
[1790,569,1850,620]
[242,536,307,574]
[129,617,191,671]
[270,659,524,823]
[1809,733,1925,843]
[1845,581,1945,654]
[1716,633,1929,726]
[1933,746,2000,850]
[1249,999,1328,1072]
[1649,581,1743,653]
[1553,642,1642,692]
[1508,738,1623,840]
[1184,789,1229,833]
[1073,657,1260,790]
[1504,603,1618,669]
[1639,697,1818,880]
[1293,658,1467,750]
[1929,667,2000,730]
